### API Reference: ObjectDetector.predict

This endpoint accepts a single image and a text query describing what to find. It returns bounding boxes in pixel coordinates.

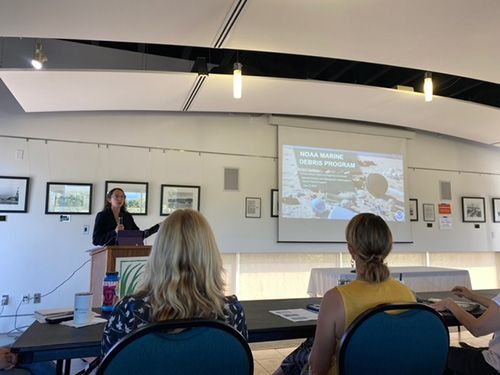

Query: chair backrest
[96,319,253,375]
[338,303,449,375]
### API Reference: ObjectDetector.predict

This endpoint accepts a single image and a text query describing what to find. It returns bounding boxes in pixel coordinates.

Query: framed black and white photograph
[246,197,261,218]
[160,185,200,216]
[45,182,93,214]
[423,203,435,222]
[409,198,418,221]
[105,181,148,215]
[271,189,279,217]
[461,197,486,223]
[0,176,30,213]
[492,198,500,223]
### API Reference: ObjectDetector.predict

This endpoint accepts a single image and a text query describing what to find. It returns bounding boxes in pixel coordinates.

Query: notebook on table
[116,230,144,246]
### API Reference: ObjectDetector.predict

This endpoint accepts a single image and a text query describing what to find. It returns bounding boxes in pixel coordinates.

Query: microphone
[119,216,123,225]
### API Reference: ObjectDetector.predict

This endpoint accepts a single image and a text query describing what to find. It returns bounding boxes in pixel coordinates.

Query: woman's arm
[309,288,345,375]
[144,223,160,238]
[124,211,139,231]
[0,348,16,370]
[452,286,495,308]
[433,298,500,337]
[101,297,143,356]
[92,211,116,246]
[224,295,248,340]
[101,309,127,356]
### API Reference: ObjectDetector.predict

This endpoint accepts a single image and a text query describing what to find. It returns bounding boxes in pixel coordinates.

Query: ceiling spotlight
[424,72,433,102]
[233,62,242,99]
[31,41,47,70]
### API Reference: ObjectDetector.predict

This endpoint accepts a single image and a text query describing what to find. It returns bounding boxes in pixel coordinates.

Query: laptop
[116,230,144,246]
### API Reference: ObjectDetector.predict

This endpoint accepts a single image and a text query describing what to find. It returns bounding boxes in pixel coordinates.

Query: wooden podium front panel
[90,246,151,307]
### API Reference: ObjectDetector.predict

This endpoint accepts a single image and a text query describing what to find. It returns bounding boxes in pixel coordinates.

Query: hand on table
[451,286,473,300]
[0,348,17,370]
[431,298,454,312]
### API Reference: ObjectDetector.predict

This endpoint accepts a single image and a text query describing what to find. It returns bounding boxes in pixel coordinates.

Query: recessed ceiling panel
[226,0,500,84]
[0,0,235,47]
[2,69,500,145]
[191,74,500,145]
[0,70,196,112]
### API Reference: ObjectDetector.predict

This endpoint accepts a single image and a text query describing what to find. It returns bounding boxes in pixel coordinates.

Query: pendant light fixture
[424,72,433,102]
[233,62,242,99]
[31,41,47,70]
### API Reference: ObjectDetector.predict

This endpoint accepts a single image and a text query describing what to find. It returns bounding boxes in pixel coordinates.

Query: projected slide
[282,145,405,222]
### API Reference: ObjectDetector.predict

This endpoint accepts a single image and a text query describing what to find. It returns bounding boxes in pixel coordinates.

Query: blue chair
[338,303,449,375]
[96,319,253,375]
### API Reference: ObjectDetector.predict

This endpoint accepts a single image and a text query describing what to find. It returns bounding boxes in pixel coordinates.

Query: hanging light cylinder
[233,62,242,99]
[424,72,433,102]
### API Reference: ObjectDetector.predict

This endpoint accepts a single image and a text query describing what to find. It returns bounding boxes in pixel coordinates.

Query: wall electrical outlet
[1,295,8,306]
[33,293,41,304]
[22,294,30,304]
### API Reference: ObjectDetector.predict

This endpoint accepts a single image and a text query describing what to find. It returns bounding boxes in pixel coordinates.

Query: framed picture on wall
[271,189,279,217]
[160,185,200,216]
[105,181,148,215]
[409,199,418,221]
[0,176,30,213]
[245,197,261,218]
[492,198,500,223]
[45,182,93,214]
[422,203,435,222]
[461,197,486,223]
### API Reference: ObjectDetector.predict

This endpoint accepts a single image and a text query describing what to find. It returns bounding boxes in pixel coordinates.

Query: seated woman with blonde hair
[276,213,416,375]
[101,209,247,355]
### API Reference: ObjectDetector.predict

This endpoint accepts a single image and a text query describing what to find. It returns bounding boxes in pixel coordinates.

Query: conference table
[11,290,497,375]
[308,266,472,296]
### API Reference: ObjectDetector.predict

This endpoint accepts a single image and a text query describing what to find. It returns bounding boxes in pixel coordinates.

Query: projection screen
[278,125,412,243]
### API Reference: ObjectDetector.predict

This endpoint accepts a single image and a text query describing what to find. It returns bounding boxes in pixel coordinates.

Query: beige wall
[2,105,500,331]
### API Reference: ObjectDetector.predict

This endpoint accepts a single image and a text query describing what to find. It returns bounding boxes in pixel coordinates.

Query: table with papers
[12,290,497,375]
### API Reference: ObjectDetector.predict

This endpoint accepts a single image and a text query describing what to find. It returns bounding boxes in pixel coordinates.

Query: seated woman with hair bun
[275,213,416,375]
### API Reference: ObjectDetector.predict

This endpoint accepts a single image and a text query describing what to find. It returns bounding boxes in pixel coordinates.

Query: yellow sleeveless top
[326,278,416,374]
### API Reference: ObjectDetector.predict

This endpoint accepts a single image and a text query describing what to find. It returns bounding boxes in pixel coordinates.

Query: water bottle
[102,272,120,313]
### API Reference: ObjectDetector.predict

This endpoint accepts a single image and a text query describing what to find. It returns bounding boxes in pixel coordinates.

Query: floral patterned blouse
[101,294,248,356]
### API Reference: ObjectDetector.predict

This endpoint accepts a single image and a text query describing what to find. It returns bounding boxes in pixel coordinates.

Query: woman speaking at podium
[92,187,140,246]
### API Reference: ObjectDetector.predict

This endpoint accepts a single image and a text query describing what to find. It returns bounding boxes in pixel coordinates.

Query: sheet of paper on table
[61,313,107,328]
[269,308,319,322]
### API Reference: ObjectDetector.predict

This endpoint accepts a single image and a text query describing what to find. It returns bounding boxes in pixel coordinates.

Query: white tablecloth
[307,266,472,296]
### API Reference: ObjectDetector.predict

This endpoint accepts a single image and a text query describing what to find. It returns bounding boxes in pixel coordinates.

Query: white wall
[1,83,500,332]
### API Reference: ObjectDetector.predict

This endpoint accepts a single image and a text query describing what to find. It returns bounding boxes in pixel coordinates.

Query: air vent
[224,168,239,191]
[440,181,452,200]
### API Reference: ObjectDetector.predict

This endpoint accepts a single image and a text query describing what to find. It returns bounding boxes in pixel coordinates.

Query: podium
[89,245,151,307]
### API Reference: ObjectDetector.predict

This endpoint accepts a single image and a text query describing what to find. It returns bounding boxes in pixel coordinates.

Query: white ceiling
[1,0,500,145]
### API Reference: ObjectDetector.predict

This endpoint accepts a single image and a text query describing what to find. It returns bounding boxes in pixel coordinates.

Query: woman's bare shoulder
[322,287,344,313]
